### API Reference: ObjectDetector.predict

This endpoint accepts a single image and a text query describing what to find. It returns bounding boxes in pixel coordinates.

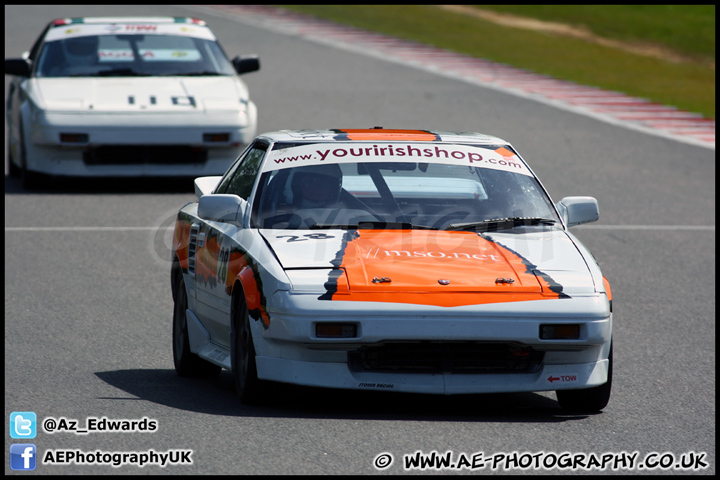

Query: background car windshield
[35,34,236,77]
[253,155,560,230]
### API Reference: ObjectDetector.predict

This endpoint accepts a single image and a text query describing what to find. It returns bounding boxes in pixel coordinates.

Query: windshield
[35,34,235,77]
[251,143,560,230]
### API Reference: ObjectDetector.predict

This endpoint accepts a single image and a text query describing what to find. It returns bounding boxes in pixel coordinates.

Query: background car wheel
[556,342,613,412]
[18,126,43,189]
[232,295,267,404]
[172,278,222,377]
[8,140,21,178]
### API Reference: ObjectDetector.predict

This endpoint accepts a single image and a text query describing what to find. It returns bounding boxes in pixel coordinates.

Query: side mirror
[556,196,599,227]
[5,58,31,77]
[194,176,223,201]
[231,55,260,75]
[198,194,247,224]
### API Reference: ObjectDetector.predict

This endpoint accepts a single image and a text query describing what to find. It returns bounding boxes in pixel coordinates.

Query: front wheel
[172,278,221,377]
[8,137,20,178]
[17,124,47,190]
[556,342,613,412]
[232,296,267,404]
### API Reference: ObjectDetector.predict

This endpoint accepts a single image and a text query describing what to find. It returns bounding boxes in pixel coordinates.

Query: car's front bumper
[24,142,245,177]
[23,109,255,177]
[256,355,610,395]
[253,293,612,395]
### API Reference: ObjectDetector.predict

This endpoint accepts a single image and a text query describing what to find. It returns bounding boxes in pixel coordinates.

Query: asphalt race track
[5,5,715,475]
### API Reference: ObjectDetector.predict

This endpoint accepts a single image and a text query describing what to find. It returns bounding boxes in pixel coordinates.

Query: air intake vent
[348,342,544,374]
[83,145,207,165]
[188,224,199,277]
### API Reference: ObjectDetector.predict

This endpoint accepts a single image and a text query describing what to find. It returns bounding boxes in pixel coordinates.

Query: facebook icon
[10,444,37,471]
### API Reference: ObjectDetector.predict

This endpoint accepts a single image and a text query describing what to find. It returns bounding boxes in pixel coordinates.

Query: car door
[192,142,268,348]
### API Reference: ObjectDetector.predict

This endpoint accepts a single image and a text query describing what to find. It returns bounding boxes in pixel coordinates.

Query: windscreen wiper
[446,217,558,231]
[154,71,222,77]
[310,221,436,230]
[94,68,151,76]
[179,71,222,76]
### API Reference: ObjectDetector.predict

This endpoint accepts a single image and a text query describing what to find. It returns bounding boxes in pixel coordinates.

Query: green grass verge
[478,5,715,62]
[476,5,715,64]
[280,5,715,119]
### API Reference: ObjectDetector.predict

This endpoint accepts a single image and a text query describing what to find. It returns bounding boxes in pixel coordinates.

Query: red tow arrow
[547,376,560,383]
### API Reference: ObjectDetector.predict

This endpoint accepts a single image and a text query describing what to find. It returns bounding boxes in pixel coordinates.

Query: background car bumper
[21,108,256,176]
[23,142,245,177]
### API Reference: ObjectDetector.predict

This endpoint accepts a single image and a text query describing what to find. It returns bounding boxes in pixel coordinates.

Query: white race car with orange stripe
[171,128,613,412]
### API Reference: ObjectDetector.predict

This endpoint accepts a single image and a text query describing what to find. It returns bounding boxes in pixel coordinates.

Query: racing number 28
[276,234,335,242]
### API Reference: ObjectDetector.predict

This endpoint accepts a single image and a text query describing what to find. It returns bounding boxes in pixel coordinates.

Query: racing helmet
[286,164,343,208]
[61,35,99,66]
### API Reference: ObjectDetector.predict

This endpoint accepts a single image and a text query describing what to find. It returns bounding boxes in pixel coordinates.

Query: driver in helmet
[286,164,343,209]
[62,35,99,66]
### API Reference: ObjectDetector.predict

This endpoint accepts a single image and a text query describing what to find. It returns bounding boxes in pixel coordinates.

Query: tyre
[556,342,612,412]
[172,278,222,377]
[18,125,43,189]
[8,86,21,178]
[232,294,267,404]
[21,168,42,190]
[8,139,20,178]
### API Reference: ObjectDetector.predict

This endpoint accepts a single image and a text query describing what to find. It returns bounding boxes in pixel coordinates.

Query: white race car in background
[5,17,260,187]
[171,128,613,412]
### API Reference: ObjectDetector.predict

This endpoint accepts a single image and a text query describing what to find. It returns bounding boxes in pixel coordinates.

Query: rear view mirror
[198,194,247,224]
[357,162,417,174]
[5,58,31,77]
[556,196,599,227]
[231,55,260,75]
[194,176,223,201]
[117,35,144,41]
